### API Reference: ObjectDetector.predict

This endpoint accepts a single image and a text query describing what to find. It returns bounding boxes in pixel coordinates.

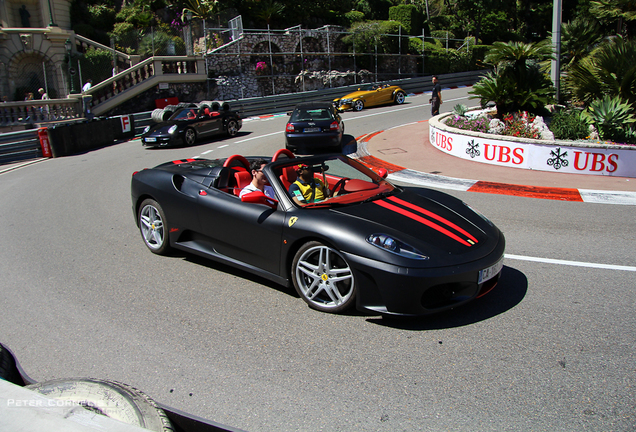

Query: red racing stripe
[387,196,478,243]
[374,200,472,246]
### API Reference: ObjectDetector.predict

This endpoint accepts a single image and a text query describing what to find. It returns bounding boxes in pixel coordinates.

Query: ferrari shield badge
[288,216,298,227]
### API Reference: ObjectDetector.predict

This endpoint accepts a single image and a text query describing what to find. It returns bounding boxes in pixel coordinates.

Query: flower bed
[430,110,636,178]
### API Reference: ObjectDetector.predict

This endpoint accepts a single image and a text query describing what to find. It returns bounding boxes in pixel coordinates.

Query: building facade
[0,0,72,101]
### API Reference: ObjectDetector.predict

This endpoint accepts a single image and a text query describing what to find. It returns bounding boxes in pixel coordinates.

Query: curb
[348,130,636,206]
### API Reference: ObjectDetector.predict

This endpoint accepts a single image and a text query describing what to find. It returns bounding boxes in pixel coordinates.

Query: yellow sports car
[333,83,407,112]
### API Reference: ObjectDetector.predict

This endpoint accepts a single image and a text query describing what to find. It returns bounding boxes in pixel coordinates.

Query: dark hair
[250,159,268,172]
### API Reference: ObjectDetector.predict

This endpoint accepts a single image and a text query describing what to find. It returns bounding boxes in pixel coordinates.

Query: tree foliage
[470,40,555,115]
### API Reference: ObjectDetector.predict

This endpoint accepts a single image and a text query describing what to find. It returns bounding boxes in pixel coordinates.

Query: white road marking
[505,254,636,272]
[236,131,283,143]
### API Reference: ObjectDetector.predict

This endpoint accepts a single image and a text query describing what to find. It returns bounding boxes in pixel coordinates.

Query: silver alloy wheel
[293,243,355,312]
[227,119,238,137]
[395,91,406,104]
[140,203,164,251]
[353,100,364,111]
[184,128,196,145]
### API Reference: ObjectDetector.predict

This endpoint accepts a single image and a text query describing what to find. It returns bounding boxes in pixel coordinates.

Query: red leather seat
[233,170,252,196]
[280,166,297,190]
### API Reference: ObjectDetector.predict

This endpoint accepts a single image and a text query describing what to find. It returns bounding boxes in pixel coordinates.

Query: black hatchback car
[285,102,344,154]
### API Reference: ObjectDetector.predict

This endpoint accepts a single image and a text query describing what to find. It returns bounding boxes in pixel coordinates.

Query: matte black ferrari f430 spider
[131,150,505,316]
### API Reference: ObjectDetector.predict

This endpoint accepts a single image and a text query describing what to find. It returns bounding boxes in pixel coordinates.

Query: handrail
[74,34,141,67]
[87,56,206,115]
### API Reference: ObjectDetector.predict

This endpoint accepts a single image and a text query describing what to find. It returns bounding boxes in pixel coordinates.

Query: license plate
[478,257,504,284]
[304,127,320,133]
[144,137,156,142]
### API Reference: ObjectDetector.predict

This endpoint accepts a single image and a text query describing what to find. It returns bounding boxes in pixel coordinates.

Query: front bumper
[345,236,506,316]
[333,99,354,111]
[141,134,178,147]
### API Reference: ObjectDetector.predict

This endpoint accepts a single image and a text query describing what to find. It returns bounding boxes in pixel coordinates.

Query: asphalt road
[1,89,635,432]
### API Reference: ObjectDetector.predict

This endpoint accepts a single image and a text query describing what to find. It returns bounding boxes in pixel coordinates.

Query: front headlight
[341,98,352,104]
[143,126,150,134]
[366,234,429,260]
[168,125,178,134]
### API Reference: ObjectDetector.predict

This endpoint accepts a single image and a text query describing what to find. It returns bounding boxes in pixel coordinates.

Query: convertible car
[131,149,505,316]
[141,106,242,148]
[333,83,407,112]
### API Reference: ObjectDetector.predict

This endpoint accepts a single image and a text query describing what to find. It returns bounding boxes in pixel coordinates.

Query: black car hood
[329,188,500,264]
[147,122,179,134]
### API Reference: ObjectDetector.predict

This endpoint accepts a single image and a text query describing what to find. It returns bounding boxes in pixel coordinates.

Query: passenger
[240,159,276,199]
[288,164,330,205]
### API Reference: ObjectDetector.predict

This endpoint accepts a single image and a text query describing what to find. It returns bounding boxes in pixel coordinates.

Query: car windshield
[170,108,198,120]
[291,108,334,122]
[272,155,397,208]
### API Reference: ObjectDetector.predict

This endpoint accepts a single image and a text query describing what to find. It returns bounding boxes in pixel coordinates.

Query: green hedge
[388,4,423,36]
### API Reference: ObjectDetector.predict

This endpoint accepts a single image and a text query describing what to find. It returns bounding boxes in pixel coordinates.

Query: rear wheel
[353,100,364,111]
[183,128,196,146]
[226,119,239,137]
[26,378,173,432]
[395,91,406,104]
[292,241,356,313]
[138,199,171,255]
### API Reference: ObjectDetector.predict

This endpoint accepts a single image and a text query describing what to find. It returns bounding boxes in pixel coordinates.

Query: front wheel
[138,199,171,255]
[353,100,364,111]
[394,91,406,105]
[183,128,196,146]
[226,119,239,137]
[292,241,356,313]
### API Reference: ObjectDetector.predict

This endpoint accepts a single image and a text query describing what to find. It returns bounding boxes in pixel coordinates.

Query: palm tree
[564,35,636,106]
[560,16,603,69]
[590,0,636,37]
[254,0,285,27]
[469,40,555,116]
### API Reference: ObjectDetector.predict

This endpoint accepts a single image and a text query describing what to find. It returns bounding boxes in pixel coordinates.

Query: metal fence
[0,129,41,165]
[71,18,477,98]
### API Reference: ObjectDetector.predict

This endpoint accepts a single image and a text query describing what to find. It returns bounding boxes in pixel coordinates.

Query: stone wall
[205,25,419,99]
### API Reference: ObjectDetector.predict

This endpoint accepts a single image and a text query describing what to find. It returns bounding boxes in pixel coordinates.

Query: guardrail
[0,129,41,165]
[0,70,486,165]
[225,70,487,118]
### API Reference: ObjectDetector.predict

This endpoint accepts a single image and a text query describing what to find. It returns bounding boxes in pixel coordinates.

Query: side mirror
[377,168,388,179]
[241,190,278,209]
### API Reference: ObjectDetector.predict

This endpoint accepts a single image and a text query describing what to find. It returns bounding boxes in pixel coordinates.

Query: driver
[288,164,330,205]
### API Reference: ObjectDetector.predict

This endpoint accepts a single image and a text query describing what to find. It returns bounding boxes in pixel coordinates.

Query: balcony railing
[87,56,205,115]
[0,99,83,127]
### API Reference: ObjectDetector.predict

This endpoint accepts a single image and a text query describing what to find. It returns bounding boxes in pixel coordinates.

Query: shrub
[582,95,636,143]
[498,112,541,139]
[548,110,589,140]
[444,115,490,133]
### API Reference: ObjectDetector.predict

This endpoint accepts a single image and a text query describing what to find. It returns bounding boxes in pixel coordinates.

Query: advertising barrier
[430,118,636,178]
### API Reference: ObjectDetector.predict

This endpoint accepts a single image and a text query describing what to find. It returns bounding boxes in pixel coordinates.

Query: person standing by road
[430,75,442,116]
[38,88,49,100]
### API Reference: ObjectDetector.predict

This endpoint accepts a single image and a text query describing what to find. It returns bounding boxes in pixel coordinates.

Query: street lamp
[46,0,57,26]
[65,39,76,94]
